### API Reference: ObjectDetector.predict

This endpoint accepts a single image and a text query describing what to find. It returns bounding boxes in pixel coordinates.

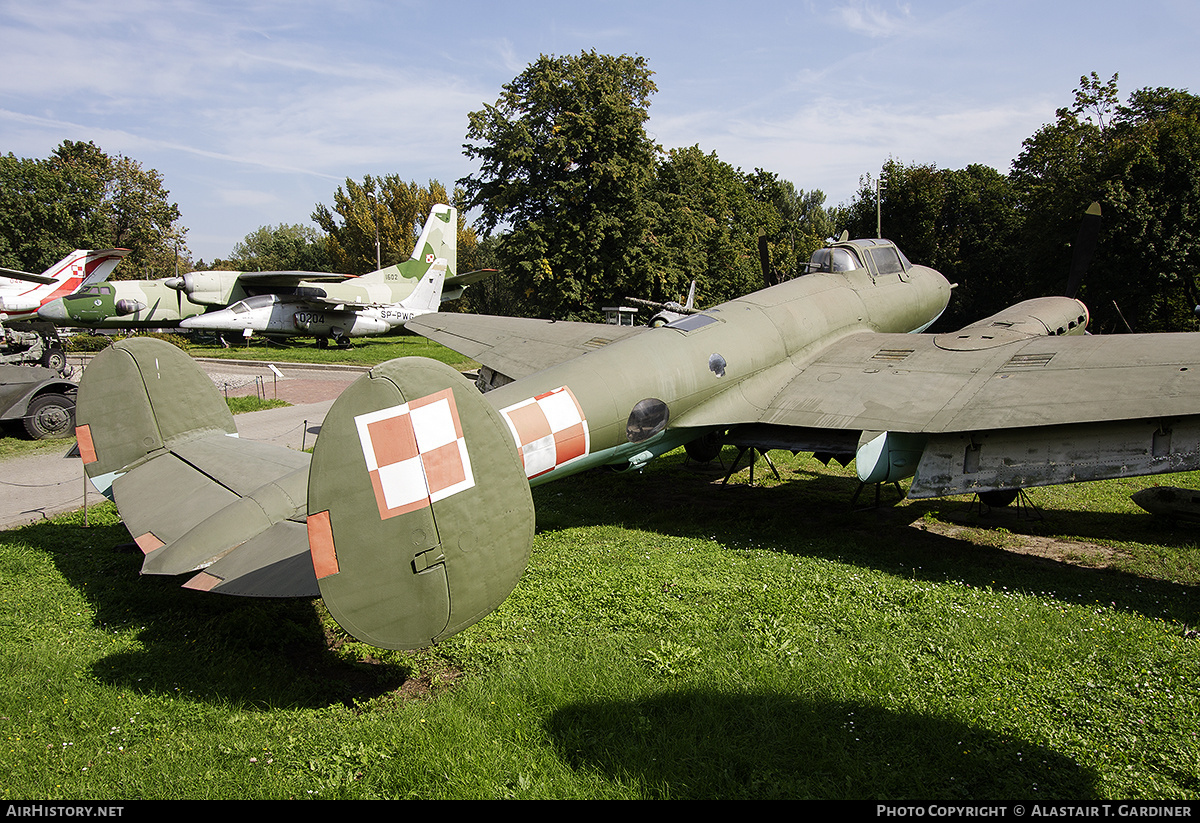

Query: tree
[219,223,332,272]
[844,159,1022,329]
[1012,74,1200,332]
[460,51,660,319]
[312,177,475,275]
[0,140,187,276]
[645,146,780,308]
[747,175,839,281]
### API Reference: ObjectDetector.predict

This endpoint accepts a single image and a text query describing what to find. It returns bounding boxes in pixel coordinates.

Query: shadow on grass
[545,689,1096,800]
[6,512,414,710]
[534,454,1200,629]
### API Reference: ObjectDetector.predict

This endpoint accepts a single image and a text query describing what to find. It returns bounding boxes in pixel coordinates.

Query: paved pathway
[0,359,365,531]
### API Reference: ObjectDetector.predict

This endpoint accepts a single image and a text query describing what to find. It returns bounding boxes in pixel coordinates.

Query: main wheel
[42,347,66,373]
[23,392,75,439]
[979,488,1019,508]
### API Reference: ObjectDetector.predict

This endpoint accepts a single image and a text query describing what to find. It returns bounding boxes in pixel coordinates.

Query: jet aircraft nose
[38,299,67,321]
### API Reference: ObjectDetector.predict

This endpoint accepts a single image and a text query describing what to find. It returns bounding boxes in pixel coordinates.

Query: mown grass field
[182,333,477,369]
[1,446,1197,799]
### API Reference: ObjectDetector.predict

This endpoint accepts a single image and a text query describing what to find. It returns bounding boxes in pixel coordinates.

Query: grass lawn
[1,447,1197,799]
[182,333,477,370]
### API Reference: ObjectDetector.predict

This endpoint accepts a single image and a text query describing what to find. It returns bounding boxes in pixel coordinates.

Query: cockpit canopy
[807,239,912,276]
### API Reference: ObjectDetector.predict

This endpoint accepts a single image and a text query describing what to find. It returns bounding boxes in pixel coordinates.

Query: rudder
[306,356,533,649]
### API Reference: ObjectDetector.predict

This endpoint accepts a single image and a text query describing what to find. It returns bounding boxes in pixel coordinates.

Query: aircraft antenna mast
[875,175,885,238]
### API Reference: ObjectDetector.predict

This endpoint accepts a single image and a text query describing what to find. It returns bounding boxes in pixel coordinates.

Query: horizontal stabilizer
[140,465,309,576]
[76,337,316,597]
[185,520,319,597]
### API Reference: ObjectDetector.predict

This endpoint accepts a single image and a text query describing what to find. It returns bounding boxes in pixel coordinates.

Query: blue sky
[1,0,1197,264]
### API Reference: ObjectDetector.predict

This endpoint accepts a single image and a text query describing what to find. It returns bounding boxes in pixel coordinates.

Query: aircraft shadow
[543,689,1096,799]
[7,516,412,709]
[534,453,1200,629]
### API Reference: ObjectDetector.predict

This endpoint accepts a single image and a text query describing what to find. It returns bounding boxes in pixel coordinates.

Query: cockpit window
[236,295,278,311]
[867,246,906,275]
[665,313,719,332]
[808,247,860,273]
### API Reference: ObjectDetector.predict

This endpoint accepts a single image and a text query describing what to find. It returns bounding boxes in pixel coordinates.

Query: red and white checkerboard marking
[499,387,589,480]
[354,388,475,519]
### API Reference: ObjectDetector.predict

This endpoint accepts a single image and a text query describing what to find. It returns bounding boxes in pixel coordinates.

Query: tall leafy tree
[1012,74,1200,332]
[312,177,476,275]
[218,223,332,272]
[844,159,1021,329]
[747,173,839,282]
[0,140,186,276]
[460,51,660,319]
[646,146,777,307]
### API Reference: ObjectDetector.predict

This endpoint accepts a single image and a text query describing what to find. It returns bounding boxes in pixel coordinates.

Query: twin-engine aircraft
[74,229,1200,650]
[39,206,480,347]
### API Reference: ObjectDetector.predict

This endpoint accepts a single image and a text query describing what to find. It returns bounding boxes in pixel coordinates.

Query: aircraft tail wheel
[306,357,534,649]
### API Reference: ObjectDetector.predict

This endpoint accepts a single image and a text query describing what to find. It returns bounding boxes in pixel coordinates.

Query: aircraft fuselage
[482,262,952,485]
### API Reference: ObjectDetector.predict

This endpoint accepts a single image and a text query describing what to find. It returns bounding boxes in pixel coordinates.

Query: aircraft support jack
[850,480,905,510]
[721,446,781,486]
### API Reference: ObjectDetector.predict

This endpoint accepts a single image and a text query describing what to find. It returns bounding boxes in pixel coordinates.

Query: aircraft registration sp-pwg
[73,225,1200,650]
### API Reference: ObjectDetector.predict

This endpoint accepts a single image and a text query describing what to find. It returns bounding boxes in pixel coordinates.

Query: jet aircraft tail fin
[306,356,534,649]
[357,204,457,288]
[408,203,457,274]
[398,257,446,315]
[0,249,128,315]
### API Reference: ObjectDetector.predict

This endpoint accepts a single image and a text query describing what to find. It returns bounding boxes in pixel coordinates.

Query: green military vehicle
[0,363,76,439]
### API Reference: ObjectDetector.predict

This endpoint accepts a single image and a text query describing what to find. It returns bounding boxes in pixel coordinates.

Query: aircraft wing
[674,329,1200,498]
[0,267,57,285]
[676,330,1200,432]
[236,271,352,285]
[408,313,646,380]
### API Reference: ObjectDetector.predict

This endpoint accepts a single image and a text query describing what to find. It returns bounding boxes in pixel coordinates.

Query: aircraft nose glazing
[37,299,67,321]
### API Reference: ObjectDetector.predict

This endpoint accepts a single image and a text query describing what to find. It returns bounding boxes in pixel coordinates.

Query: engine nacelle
[855,431,927,484]
[954,296,1090,338]
[164,271,246,306]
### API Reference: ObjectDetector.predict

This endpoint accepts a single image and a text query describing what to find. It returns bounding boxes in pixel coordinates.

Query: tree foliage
[0,140,186,277]
[460,51,661,319]
[844,160,1022,329]
[312,177,477,275]
[835,74,1200,333]
[1011,74,1200,332]
[644,147,778,307]
[215,223,332,273]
